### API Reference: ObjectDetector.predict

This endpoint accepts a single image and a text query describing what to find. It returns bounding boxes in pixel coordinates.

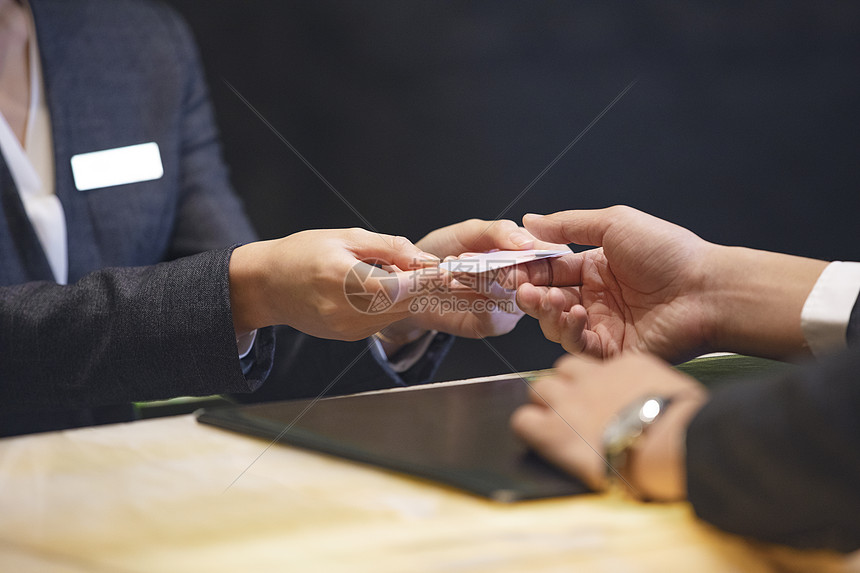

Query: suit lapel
[0,152,55,284]
[30,0,103,283]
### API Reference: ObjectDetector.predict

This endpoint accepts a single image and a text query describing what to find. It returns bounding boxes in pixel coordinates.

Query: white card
[439,249,569,273]
[71,142,164,191]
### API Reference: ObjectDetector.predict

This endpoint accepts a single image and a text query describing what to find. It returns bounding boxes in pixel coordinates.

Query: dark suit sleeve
[685,342,860,552]
[156,6,279,383]
[234,328,454,403]
[0,247,273,413]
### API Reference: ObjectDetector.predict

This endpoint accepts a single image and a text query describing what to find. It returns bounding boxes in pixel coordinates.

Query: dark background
[167,1,860,381]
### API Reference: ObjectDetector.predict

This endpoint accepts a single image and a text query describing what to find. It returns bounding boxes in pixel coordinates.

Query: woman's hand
[380,218,568,347]
[229,228,442,341]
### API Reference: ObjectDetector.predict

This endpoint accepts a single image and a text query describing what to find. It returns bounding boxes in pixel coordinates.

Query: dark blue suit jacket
[685,320,860,552]
[0,0,450,435]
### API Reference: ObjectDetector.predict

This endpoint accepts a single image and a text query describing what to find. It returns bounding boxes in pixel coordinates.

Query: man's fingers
[557,305,606,359]
[534,287,570,342]
[517,284,595,354]
[517,283,579,321]
[555,304,589,355]
[502,253,586,289]
[523,207,635,248]
[545,287,580,311]
[515,283,545,314]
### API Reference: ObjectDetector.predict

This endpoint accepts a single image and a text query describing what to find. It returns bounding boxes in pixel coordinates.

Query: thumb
[523,207,625,248]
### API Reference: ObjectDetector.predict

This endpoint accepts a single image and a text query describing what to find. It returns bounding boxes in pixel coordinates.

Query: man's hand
[511,353,707,500]
[506,206,715,362]
[506,205,828,362]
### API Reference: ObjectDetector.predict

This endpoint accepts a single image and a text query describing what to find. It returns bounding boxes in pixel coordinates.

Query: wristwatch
[602,395,672,497]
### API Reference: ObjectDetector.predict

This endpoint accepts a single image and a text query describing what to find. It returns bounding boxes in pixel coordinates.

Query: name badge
[70,142,164,191]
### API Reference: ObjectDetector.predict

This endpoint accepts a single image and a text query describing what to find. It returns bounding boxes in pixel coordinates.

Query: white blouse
[0,3,66,284]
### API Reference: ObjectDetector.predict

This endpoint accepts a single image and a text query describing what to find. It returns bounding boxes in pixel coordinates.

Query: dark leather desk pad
[197,376,588,501]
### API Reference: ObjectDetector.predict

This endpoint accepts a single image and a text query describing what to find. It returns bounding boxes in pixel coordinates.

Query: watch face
[638,398,664,424]
[603,396,669,455]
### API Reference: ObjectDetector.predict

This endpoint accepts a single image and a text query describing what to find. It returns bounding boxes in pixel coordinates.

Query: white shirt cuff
[800,261,860,357]
[236,330,258,359]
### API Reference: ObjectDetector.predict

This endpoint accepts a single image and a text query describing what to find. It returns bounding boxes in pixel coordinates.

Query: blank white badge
[70,142,163,191]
